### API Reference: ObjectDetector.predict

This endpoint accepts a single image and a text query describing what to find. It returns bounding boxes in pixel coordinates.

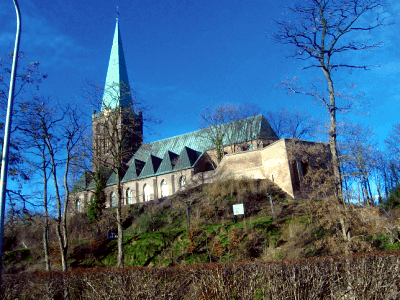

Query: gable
[156,151,179,175]
[174,147,202,171]
[138,155,163,178]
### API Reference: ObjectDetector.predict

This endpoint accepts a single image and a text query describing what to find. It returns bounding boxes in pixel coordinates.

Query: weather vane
[116,6,119,20]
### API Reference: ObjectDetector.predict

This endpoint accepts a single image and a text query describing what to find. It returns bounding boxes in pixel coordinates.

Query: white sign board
[233,204,244,216]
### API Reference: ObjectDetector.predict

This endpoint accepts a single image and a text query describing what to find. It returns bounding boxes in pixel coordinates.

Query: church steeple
[101,19,132,111]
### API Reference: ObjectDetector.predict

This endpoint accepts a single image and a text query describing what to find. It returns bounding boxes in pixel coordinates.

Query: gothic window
[179,176,186,188]
[111,192,117,207]
[143,184,151,202]
[161,180,169,198]
[126,188,133,204]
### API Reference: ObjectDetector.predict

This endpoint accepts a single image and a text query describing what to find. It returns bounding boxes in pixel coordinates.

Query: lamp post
[0,0,21,285]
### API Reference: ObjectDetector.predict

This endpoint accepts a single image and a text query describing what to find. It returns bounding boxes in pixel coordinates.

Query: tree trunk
[322,68,343,202]
[43,222,50,271]
[61,151,70,272]
[42,160,50,271]
[55,224,67,271]
[47,137,68,272]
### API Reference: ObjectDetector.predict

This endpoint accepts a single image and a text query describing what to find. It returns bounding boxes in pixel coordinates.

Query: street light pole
[0,0,21,285]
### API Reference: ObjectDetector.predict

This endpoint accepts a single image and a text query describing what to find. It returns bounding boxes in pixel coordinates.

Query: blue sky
[2,0,399,148]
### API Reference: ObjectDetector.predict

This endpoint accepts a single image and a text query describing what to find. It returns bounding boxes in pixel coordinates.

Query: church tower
[92,18,143,172]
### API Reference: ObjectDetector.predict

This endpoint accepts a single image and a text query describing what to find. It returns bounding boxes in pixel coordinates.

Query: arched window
[143,184,151,202]
[76,199,82,212]
[179,176,186,188]
[111,192,117,207]
[126,188,133,204]
[161,180,169,198]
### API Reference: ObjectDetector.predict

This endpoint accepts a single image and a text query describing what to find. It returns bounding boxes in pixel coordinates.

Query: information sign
[233,204,244,216]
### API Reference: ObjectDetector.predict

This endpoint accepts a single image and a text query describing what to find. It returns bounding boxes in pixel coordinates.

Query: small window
[126,188,133,204]
[143,184,151,202]
[111,192,117,207]
[179,176,186,188]
[161,180,169,197]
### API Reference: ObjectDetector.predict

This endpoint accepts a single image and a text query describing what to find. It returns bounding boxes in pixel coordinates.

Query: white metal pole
[0,0,21,284]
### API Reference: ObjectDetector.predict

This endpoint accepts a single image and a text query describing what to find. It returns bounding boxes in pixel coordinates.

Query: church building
[72,20,332,212]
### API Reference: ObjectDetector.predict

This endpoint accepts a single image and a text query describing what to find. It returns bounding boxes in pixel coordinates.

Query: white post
[0,0,21,285]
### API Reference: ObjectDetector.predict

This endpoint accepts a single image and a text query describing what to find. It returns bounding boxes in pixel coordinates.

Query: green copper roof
[101,20,132,111]
[73,171,92,192]
[121,115,277,183]
[106,172,117,187]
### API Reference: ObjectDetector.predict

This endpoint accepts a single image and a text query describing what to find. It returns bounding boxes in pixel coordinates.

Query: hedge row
[2,251,399,299]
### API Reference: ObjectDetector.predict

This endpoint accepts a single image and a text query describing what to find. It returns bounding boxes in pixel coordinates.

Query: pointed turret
[102,20,132,111]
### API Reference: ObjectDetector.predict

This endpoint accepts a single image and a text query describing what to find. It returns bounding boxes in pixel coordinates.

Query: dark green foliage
[373,233,400,251]
[86,171,106,223]
[134,209,166,234]
[2,249,32,274]
[384,184,400,210]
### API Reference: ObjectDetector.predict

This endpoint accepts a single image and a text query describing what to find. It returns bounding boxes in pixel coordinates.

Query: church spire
[101,18,132,111]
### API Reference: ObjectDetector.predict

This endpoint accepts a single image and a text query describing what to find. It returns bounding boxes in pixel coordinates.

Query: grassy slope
[4,179,400,272]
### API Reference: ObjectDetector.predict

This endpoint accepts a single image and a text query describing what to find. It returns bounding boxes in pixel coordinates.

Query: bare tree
[0,52,47,184]
[90,82,143,268]
[383,123,400,207]
[338,123,377,205]
[385,123,400,163]
[266,108,322,140]
[17,98,86,271]
[46,104,86,272]
[0,52,47,110]
[16,99,55,271]
[199,103,263,164]
[271,0,390,201]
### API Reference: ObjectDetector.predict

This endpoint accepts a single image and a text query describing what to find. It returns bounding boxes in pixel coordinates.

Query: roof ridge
[143,114,264,145]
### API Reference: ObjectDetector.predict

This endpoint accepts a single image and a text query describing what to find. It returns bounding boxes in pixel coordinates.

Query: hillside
[3,179,400,273]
